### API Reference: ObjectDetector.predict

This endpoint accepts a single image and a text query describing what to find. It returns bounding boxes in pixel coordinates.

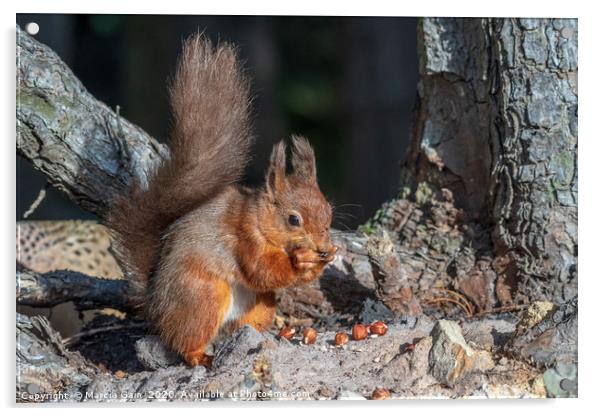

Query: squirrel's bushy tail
[107,34,252,305]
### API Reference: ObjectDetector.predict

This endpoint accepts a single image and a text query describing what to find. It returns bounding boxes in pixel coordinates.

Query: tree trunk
[398,18,577,304]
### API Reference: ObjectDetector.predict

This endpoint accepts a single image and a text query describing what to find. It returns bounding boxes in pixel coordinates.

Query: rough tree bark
[17,266,130,311]
[16,26,167,217]
[396,18,577,304]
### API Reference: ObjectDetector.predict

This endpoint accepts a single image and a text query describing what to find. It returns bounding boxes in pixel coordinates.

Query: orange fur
[237,239,299,291]
[150,255,231,368]
[235,292,277,332]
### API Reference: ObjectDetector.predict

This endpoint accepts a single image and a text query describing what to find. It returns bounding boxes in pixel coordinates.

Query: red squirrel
[107,34,337,367]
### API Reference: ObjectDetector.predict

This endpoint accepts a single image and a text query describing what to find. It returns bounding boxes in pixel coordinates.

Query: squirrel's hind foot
[183,350,214,369]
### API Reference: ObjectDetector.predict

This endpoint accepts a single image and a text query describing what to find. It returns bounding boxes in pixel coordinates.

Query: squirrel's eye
[288,214,301,227]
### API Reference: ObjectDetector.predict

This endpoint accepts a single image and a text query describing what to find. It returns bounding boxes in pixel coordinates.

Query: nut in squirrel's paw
[319,245,338,263]
[292,246,338,270]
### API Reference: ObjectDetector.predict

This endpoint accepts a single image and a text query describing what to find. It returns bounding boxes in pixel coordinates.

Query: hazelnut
[278,326,296,340]
[371,388,390,400]
[114,370,127,379]
[351,324,369,341]
[369,321,388,336]
[302,327,317,344]
[334,332,349,346]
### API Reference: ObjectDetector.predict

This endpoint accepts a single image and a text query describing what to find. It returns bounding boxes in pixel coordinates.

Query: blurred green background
[17,14,418,229]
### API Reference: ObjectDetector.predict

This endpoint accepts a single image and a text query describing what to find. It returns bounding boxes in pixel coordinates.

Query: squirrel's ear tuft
[266,140,287,199]
[291,135,317,183]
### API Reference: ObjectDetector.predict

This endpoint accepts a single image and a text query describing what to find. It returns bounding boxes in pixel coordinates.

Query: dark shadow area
[16,14,419,228]
[71,315,149,374]
[318,261,375,319]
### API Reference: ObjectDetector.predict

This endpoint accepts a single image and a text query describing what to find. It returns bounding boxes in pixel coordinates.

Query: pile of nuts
[343,321,388,344]
[277,321,391,399]
[277,326,318,345]
[277,321,389,347]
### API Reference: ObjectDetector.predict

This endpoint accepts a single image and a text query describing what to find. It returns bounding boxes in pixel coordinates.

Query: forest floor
[16,188,577,402]
[17,297,576,402]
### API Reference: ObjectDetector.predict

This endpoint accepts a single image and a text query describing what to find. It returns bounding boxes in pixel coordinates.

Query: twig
[468,304,528,319]
[436,288,474,316]
[63,322,149,347]
[23,182,48,218]
[423,297,472,318]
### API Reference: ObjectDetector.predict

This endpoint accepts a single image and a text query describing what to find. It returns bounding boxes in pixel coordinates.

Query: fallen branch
[469,304,529,319]
[15,230,376,320]
[16,25,167,217]
[17,267,132,311]
[17,313,99,400]
[423,297,473,318]
[63,322,149,347]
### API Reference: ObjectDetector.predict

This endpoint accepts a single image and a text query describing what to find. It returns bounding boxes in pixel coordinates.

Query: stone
[359,298,395,323]
[134,335,181,370]
[428,320,475,386]
[461,318,516,349]
[543,361,577,398]
[212,325,267,369]
[379,336,433,389]
[472,350,495,373]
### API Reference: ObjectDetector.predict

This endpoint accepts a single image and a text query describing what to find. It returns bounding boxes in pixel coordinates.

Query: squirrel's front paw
[291,247,320,270]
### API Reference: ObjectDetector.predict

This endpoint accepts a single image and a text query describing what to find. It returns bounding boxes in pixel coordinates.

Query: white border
[7,0,585,17]
[2,1,597,415]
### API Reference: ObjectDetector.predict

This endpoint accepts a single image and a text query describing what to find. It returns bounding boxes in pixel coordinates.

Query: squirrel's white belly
[223,283,256,323]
